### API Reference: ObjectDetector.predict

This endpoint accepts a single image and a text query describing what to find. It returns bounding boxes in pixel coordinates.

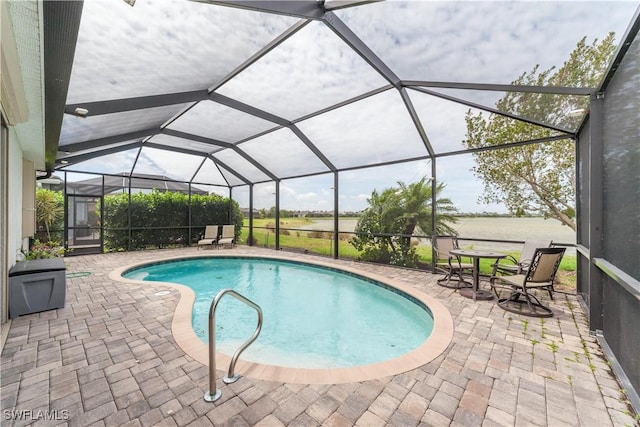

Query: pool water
[124,257,433,368]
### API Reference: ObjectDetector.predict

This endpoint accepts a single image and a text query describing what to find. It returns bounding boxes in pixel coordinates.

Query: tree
[35,188,64,241]
[463,34,617,230]
[351,177,459,267]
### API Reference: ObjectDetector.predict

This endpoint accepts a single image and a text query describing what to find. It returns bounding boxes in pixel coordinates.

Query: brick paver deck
[1,246,637,426]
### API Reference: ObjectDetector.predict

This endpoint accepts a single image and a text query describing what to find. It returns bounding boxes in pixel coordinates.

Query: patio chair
[491,239,552,276]
[217,224,235,247]
[197,225,219,249]
[433,236,473,289]
[490,247,565,317]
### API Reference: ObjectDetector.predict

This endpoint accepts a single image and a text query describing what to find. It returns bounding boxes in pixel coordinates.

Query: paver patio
[1,246,637,426]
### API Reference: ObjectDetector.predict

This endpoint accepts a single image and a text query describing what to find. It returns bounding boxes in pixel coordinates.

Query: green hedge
[103,191,243,251]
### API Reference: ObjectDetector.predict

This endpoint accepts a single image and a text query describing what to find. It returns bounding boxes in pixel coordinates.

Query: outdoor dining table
[449,249,506,301]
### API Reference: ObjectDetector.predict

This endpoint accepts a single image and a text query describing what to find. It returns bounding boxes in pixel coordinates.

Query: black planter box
[9,259,66,318]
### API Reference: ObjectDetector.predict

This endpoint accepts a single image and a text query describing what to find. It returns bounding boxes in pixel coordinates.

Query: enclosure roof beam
[161,128,280,181]
[194,0,325,20]
[598,7,640,93]
[324,0,383,12]
[64,90,208,117]
[232,85,393,145]
[322,11,401,87]
[209,94,336,173]
[59,127,161,153]
[209,93,291,126]
[142,143,249,185]
[410,87,576,136]
[402,80,594,96]
[208,19,309,93]
[145,142,209,158]
[435,134,573,158]
[400,88,435,157]
[55,142,143,167]
[292,85,393,123]
[43,1,84,172]
[161,128,233,149]
[207,155,252,185]
[289,125,337,172]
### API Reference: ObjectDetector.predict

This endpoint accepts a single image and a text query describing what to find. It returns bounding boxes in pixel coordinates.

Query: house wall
[0,0,43,330]
[1,115,7,328]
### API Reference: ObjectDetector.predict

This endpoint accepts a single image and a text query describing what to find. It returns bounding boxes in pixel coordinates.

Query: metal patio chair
[491,239,553,276]
[491,247,565,317]
[433,236,473,289]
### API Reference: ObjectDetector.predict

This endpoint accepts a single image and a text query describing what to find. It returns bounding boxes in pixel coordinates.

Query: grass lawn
[238,218,577,290]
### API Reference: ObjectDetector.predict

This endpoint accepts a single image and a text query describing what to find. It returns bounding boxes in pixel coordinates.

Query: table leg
[459,257,494,301]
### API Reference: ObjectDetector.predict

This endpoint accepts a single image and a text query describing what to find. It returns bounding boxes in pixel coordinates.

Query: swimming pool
[112,252,453,383]
[124,256,432,368]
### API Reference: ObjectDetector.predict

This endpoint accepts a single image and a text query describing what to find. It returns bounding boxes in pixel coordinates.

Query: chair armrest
[491,255,518,275]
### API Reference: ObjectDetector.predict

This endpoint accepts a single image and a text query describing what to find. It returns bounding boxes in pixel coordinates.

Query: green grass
[238,217,577,288]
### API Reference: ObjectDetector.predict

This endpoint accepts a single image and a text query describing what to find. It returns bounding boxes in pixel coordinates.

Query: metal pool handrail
[204,289,263,403]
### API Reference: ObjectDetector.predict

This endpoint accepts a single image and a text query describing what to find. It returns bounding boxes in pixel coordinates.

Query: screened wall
[576,22,640,411]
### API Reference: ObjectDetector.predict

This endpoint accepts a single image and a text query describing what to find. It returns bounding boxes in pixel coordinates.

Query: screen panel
[239,128,330,178]
[166,100,278,143]
[59,104,187,146]
[410,89,566,154]
[423,87,590,132]
[147,133,220,155]
[216,20,388,120]
[134,147,203,182]
[296,90,428,168]
[59,147,140,176]
[211,150,272,183]
[336,1,636,84]
[601,33,640,279]
[192,157,231,187]
[67,1,297,103]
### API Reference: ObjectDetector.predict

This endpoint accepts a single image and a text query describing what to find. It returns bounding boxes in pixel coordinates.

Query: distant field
[238,217,577,290]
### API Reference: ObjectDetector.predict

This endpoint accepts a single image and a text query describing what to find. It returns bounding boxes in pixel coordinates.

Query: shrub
[35,189,64,241]
[307,231,329,239]
[23,240,65,260]
[103,190,242,251]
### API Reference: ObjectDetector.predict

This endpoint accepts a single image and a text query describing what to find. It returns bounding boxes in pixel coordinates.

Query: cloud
[217,20,389,119]
[67,0,297,103]
[336,1,635,84]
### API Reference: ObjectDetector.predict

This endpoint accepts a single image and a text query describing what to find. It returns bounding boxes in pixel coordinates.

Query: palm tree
[352,177,459,266]
[36,189,64,241]
[395,177,459,244]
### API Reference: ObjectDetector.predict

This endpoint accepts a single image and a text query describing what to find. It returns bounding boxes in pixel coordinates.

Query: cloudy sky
[61,0,638,213]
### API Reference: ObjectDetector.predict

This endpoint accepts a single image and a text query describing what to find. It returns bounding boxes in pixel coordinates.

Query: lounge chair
[197,225,219,249]
[217,224,235,247]
[490,247,565,317]
[491,239,552,276]
[433,236,473,289]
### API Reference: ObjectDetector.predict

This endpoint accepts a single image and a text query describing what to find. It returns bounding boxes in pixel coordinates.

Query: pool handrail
[204,288,263,403]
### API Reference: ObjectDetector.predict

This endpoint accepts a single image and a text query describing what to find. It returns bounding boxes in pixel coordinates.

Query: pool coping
[108,253,454,384]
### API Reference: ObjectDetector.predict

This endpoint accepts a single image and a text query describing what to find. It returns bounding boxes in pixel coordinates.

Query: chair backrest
[433,236,458,259]
[519,239,553,266]
[221,224,234,238]
[204,225,218,239]
[526,247,565,283]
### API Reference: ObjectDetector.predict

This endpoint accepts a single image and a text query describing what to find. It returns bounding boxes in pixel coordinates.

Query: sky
[60,0,639,213]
